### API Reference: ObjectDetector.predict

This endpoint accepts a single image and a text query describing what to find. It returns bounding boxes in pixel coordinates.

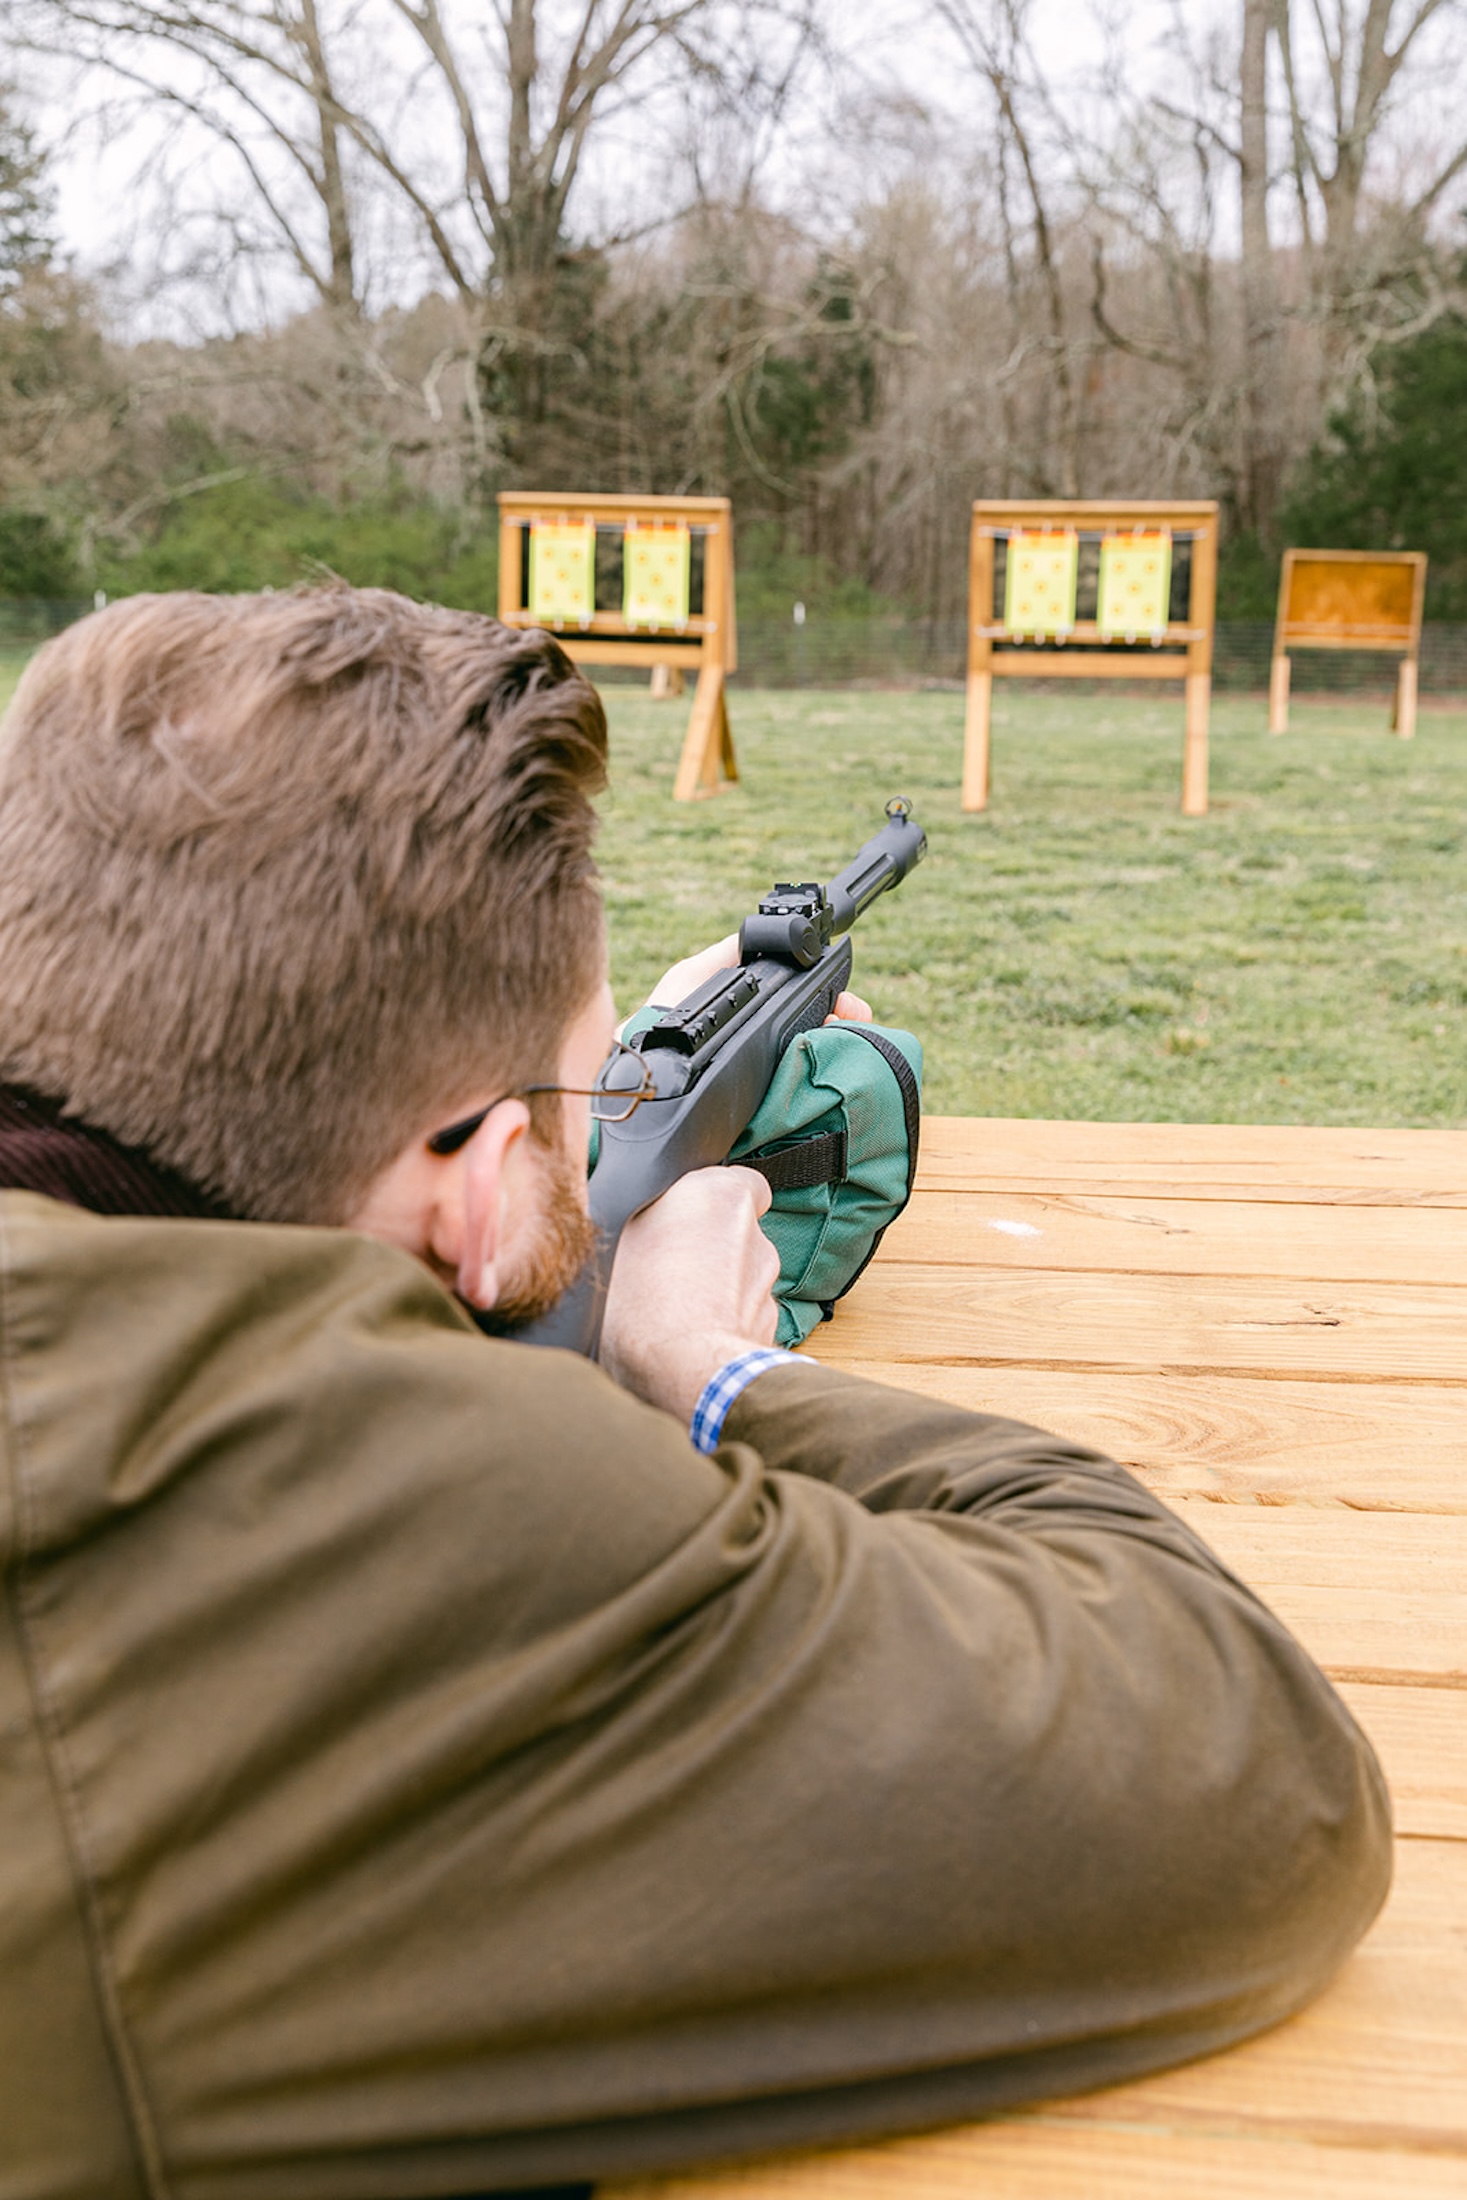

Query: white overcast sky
[24,0,1466,335]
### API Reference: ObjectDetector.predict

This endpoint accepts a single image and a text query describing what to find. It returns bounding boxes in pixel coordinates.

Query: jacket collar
[0,1084,231,1221]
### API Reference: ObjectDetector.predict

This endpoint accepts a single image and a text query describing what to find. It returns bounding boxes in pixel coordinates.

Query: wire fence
[6,599,1467,696]
[721,619,1467,694]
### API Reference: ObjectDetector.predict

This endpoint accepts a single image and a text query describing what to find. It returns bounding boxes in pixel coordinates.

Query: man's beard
[475,1126,597,1334]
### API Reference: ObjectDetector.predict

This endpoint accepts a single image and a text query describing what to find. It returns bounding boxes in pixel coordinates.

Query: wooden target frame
[1269,549,1427,739]
[965,499,1220,817]
[497,490,739,801]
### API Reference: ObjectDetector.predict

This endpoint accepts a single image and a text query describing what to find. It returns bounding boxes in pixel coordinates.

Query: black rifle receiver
[511,798,926,1358]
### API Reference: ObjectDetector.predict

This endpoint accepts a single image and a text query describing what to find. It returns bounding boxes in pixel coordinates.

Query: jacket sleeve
[5,1208,1393,2197]
[710,1361,1393,2095]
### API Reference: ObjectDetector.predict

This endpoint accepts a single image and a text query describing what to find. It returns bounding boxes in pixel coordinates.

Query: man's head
[0,588,610,1306]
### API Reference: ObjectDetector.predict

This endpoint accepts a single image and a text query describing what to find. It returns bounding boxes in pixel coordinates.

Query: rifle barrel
[826,801,926,934]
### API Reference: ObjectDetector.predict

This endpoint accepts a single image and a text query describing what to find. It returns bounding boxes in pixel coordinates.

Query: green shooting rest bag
[613,1012,923,1350]
[728,1021,923,1347]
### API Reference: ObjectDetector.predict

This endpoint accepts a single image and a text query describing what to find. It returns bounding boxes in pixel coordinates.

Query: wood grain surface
[827,1264,1467,1383]
[878,1188,1467,1284]
[614,1116,1467,2199]
[916,1116,1467,1203]
[802,1363,1467,1510]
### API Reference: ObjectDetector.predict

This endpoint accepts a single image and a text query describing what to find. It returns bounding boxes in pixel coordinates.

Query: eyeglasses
[427,1039,661,1157]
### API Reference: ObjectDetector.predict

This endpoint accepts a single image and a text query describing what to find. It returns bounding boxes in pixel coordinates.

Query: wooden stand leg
[1268,652,1291,734]
[962,671,993,812]
[1392,657,1417,740]
[673,666,738,801]
[649,663,685,700]
[1182,674,1210,816]
[718,686,738,785]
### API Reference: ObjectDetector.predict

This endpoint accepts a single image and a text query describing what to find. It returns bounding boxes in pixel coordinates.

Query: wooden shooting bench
[1270,549,1428,740]
[611,1115,1467,2200]
[497,491,739,802]
[964,500,1219,817]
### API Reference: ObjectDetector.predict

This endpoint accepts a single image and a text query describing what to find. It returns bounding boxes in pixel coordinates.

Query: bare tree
[14,0,820,472]
[1276,0,1465,270]
[1238,0,1282,532]
[1075,0,1467,539]
[933,0,1082,495]
[1078,13,1244,514]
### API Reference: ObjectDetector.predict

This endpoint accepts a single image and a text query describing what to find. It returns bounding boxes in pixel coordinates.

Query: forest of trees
[1,0,1465,622]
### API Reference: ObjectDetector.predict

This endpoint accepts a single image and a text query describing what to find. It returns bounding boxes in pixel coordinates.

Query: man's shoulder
[0,1192,727,1583]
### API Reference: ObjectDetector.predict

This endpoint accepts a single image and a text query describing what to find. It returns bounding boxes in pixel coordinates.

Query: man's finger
[645,935,740,1012]
[719,1163,774,1217]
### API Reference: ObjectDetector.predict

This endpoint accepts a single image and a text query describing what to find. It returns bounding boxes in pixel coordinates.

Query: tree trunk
[291,0,357,315]
[1239,0,1281,536]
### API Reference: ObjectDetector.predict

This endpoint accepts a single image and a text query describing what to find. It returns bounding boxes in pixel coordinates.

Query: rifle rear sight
[739,884,833,970]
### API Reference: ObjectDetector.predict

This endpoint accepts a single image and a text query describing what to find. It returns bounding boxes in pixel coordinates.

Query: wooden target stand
[965,499,1220,816]
[1270,548,1427,738]
[497,491,739,801]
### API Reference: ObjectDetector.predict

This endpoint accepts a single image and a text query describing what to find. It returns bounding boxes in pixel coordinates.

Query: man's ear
[435,1101,532,1311]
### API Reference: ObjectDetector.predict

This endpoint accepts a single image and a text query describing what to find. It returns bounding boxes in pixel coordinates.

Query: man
[0,588,1388,2200]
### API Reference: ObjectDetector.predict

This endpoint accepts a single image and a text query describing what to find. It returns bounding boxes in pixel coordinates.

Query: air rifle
[512,797,927,1358]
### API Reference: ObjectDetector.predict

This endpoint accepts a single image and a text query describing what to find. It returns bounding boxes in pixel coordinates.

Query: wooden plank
[1157,1501,1467,1687]
[916,1119,1467,1204]
[1337,1683,1467,1841]
[609,2123,1467,2200]
[1280,628,1413,650]
[876,1189,1467,1286]
[1205,1584,1467,1680]
[1219,1581,1467,1690]
[991,650,1186,678]
[975,498,1221,522]
[498,489,732,518]
[609,1841,1467,2200]
[1164,1500,1467,1596]
[827,1265,1467,1385]
[801,1364,1467,1514]
[554,637,706,669]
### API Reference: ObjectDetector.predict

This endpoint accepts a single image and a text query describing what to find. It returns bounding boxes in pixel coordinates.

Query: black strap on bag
[736,1027,921,1201]
[738,1127,848,1193]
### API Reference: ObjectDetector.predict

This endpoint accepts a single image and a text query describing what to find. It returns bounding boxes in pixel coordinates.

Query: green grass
[3,644,1462,1127]
[0,649,32,716]
[598,687,1467,1128]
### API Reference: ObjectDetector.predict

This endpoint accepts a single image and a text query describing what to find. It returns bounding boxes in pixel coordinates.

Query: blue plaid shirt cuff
[689,1347,805,1454]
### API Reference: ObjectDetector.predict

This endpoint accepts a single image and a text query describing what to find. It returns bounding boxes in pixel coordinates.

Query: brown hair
[0,588,609,1223]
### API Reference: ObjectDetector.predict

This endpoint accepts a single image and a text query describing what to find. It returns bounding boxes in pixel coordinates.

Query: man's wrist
[690,1347,807,1454]
[602,1325,765,1427]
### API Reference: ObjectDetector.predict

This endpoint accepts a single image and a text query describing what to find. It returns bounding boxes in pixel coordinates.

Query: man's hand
[645,935,873,1027]
[599,1166,782,1425]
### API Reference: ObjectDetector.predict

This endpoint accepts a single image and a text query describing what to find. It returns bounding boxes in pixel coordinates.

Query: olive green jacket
[0,1192,1390,2199]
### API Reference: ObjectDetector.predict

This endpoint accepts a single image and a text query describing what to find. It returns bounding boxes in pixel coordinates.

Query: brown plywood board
[1282,555,1419,642]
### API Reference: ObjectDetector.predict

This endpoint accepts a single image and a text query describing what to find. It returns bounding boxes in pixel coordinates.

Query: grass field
[0,650,33,715]
[2,645,1462,1128]
[598,686,1466,1128]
